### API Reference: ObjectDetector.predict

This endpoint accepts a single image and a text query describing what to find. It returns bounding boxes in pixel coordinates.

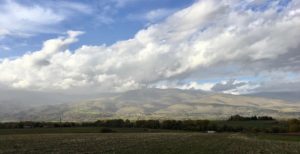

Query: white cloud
[0,29,9,37]
[148,80,215,92]
[211,79,260,95]
[178,82,215,91]
[112,0,141,8]
[128,8,177,23]
[0,45,10,51]
[92,0,147,25]
[0,0,299,94]
[151,79,259,95]
[0,0,91,38]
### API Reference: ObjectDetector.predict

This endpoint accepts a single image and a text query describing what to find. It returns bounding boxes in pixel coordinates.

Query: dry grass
[0,133,300,154]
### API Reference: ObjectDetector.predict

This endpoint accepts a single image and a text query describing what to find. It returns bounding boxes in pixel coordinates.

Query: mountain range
[1,88,299,122]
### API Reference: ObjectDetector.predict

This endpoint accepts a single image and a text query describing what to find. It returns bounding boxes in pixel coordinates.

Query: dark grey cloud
[211,79,247,92]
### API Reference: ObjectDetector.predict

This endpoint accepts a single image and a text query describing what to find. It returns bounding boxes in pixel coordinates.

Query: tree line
[0,116,299,133]
[228,115,274,121]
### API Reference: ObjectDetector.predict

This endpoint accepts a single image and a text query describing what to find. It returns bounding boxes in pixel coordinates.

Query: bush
[288,119,300,132]
[100,128,114,133]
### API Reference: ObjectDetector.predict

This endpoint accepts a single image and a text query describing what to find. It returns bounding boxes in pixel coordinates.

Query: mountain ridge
[1,88,299,122]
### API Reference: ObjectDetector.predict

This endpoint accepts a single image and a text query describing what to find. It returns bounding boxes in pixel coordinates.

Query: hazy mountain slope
[245,92,300,103]
[1,89,300,122]
[0,89,109,116]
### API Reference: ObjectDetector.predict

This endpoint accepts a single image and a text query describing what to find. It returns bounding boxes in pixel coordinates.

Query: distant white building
[207,131,216,134]
[23,125,33,129]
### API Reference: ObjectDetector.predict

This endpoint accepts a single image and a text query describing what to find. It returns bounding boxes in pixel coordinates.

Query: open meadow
[0,128,299,154]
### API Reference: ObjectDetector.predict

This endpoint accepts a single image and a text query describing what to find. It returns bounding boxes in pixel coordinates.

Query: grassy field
[247,133,300,142]
[0,128,300,154]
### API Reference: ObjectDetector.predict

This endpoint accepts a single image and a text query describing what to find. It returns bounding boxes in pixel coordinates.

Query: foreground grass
[248,133,300,142]
[0,132,300,154]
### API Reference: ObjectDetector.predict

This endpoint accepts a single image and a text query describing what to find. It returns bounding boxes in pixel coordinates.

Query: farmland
[0,128,300,154]
[0,118,299,154]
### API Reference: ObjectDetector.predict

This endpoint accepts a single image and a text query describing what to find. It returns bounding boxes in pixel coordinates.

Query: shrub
[100,128,114,133]
[288,119,300,132]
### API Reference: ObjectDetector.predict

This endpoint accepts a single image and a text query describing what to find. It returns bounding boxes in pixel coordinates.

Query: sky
[0,0,299,95]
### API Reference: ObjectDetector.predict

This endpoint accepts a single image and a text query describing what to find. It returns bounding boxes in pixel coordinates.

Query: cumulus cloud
[0,31,84,88]
[0,0,299,94]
